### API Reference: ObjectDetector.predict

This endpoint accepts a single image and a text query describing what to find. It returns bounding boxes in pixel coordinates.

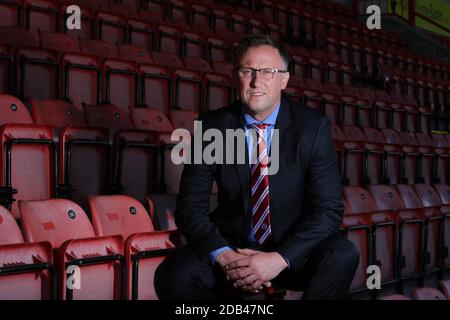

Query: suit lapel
[230,101,251,219]
[268,97,293,242]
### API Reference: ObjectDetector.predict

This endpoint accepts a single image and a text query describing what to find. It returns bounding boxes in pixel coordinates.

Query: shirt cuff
[209,246,233,265]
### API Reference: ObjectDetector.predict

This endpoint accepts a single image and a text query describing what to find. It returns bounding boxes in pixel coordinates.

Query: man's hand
[225,249,288,293]
[215,249,248,271]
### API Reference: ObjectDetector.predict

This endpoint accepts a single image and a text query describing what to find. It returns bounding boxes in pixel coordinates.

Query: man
[155,34,359,300]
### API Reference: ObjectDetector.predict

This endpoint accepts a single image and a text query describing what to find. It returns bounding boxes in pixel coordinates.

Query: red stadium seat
[431,133,450,185]
[130,107,173,133]
[367,185,405,291]
[433,184,450,273]
[61,52,102,109]
[0,94,55,219]
[129,15,157,51]
[112,128,159,204]
[0,43,12,94]
[146,0,167,16]
[83,103,133,138]
[79,39,118,58]
[38,30,80,53]
[0,205,55,300]
[16,46,59,101]
[183,31,207,59]
[96,11,127,46]
[190,2,212,27]
[23,0,58,39]
[78,0,109,12]
[58,125,110,211]
[19,198,125,300]
[438,280,450,299]
[394,185,427,292]
[341,126,383,186]
[88,194,178,299]
[30,98,85,127]
[109,2,139,20]
[0,26,39,48]
[169,109,198,135]
[412,287,446,300]
[207,36,231,63]
[399,131,420,184]
[343,186,373,296]
[380,128,403,184]
[415,133,437,185]
[413,184,445,284]
[0,0,22,27]
[183,57,231,111]
[168,0,191,25]
[129,107,177,194]
[157,25,183,55]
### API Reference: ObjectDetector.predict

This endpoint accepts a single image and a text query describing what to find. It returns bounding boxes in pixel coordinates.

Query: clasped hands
[215,248,288,293]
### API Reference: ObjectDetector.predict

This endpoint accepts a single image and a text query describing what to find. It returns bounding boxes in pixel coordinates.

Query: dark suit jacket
[174,95,344,273]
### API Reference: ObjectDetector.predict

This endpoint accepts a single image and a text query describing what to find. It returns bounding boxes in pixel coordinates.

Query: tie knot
[249,123,269,131]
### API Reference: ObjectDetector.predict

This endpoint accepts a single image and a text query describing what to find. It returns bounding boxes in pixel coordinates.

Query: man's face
[236,45,290,118]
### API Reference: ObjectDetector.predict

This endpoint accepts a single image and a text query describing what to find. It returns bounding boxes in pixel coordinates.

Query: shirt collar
[243,101,281,127]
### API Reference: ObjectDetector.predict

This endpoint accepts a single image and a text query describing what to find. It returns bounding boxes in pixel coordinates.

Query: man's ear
[281,71,290,90]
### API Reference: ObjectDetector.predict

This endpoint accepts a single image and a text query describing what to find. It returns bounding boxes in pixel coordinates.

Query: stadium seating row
[0,27,448,133]
[1,182,449,300]
[0,94,199,217]
[0,194,179,300]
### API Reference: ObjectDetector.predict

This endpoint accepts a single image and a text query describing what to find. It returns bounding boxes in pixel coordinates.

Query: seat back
[89,195,154,239]
[20,199,94,247]
[30,98,85,127]
[38,30,80,53]
[62,53,101,110]
[0,205,23,244]
[412,287,447,300]
[414,184,443,273]
[0,94,34,125]
[16,47,59,100]
[19,198,124,300]
[0,111,55,218]
[83,103,133,139]
[58,126,110,212]
[438,280,450,299]
[343,186,373,292]
[79,39,119,59]
[130,107,173,132]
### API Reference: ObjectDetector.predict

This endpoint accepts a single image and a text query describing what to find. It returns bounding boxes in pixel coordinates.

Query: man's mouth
[249,92,265,96]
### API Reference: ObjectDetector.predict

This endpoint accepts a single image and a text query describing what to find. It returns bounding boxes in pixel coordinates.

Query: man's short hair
[234,34,290,70]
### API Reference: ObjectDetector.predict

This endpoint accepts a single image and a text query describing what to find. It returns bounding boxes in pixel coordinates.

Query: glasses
[236,67,288,79]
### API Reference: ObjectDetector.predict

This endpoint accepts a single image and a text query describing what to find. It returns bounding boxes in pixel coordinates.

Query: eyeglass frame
[235,66,289,79]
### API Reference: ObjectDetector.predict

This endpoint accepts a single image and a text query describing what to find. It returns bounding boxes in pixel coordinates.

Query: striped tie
[249,123,272,245]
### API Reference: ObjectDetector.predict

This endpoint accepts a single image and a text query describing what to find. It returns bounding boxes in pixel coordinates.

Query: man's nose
[250,70,264,88]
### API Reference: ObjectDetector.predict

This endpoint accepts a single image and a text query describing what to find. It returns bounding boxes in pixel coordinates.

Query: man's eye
[242,69,252,75]
[261,69,273,76]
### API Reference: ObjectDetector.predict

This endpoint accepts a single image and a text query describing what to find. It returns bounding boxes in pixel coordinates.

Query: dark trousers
[154,232,359,300]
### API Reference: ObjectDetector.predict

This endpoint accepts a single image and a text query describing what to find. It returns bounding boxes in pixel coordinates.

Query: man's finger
[234,274,257,288]
[226,267,252,281]
[251,279,265,291]
[263,281,272,288]
[226,257,250,270]
[236,248,259,256]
